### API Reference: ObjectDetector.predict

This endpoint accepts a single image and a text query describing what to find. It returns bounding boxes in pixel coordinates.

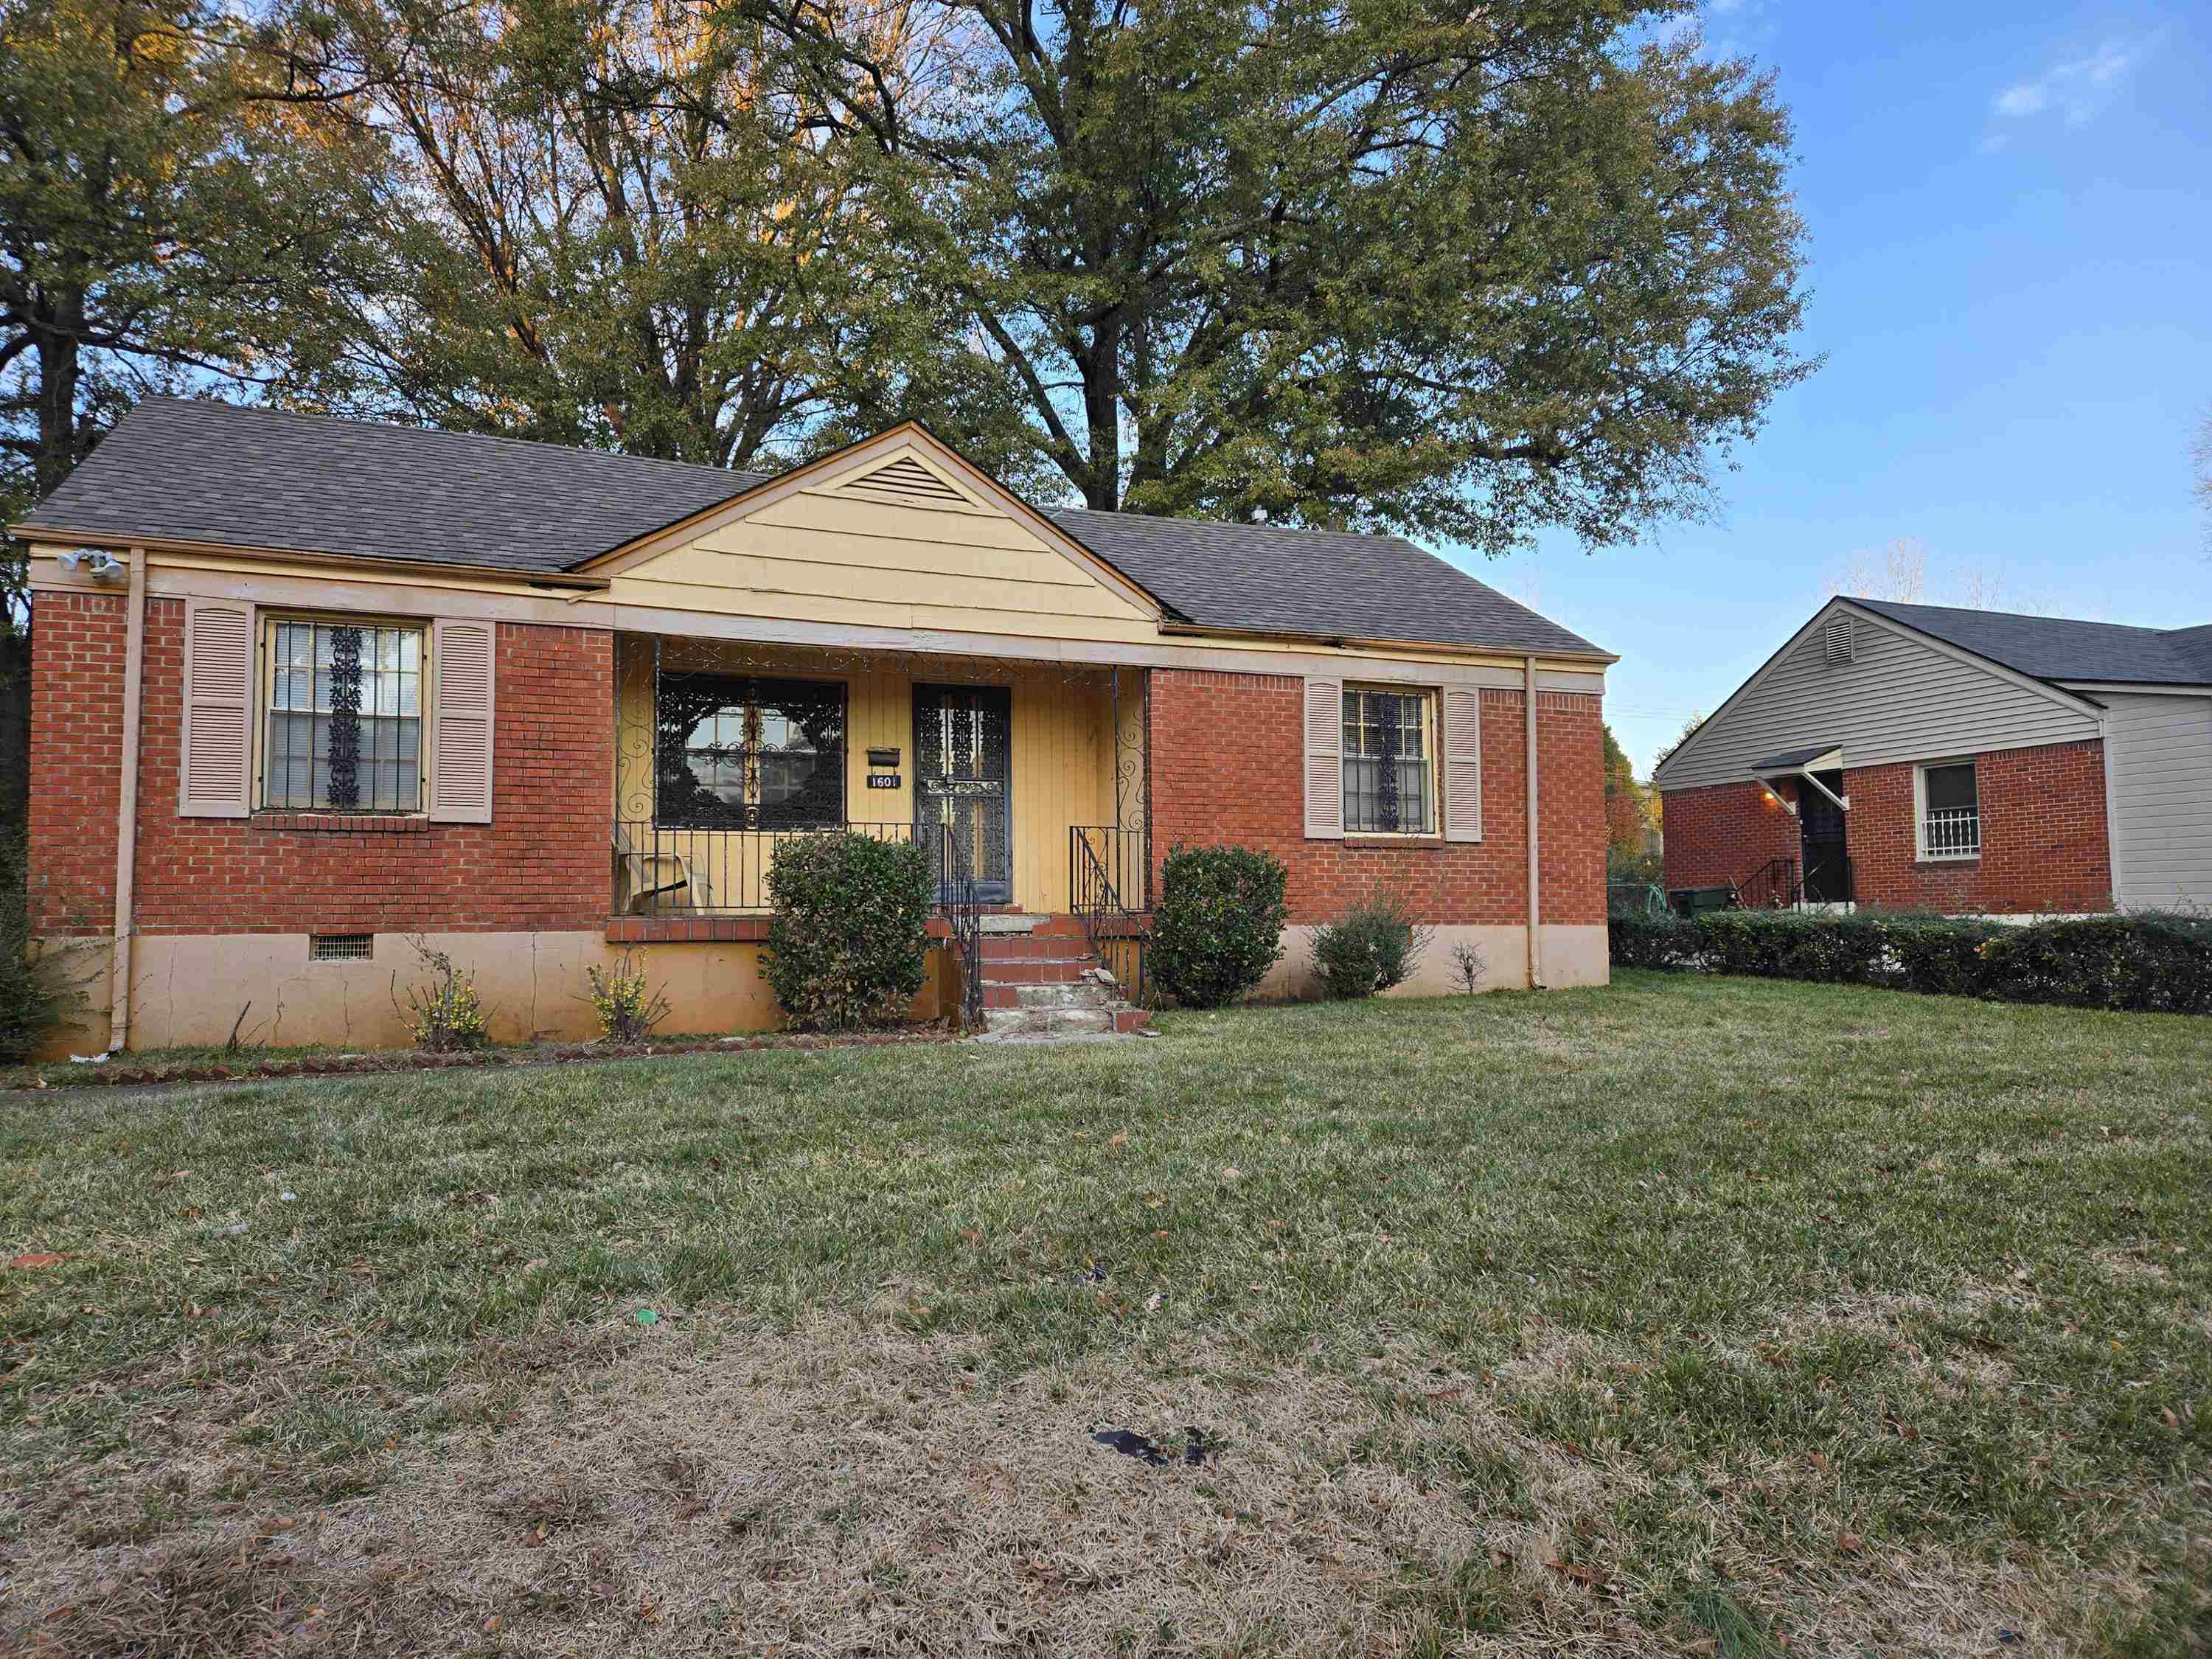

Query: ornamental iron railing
[938,822,984,1029]
[1071,825,1151,1007]
[613,819,914,914]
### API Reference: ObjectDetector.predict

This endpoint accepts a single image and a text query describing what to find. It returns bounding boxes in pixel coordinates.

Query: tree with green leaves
[0,0,385,537]
[308,0,946,466]
[752,0,1813,544]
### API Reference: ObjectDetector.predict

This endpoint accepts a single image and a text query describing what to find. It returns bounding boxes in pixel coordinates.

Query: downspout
[108,548,146,1052]
[1525,655,1544,990]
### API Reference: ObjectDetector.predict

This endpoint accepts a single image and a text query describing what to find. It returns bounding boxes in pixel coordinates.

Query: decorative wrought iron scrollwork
[1375,694,1402,832]
[325,625,363,810]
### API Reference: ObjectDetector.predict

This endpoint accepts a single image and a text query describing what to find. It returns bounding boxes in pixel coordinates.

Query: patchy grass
[3,970,2209,1655]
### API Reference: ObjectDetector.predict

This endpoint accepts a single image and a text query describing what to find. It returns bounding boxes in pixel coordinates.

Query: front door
[914,684,1013,903]
[1798,770,1851,903]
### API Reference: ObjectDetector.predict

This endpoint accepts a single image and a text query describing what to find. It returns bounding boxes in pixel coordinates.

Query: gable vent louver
[1823,615,1856,667]
[844,454,970,506]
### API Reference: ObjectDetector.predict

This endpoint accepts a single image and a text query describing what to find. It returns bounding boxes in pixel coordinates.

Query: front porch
[606,633,1155,1018]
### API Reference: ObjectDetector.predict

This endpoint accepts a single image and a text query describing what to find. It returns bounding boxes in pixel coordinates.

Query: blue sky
[1472,3,2212,775]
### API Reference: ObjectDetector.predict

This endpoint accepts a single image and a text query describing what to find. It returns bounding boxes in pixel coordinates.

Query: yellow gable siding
[608,453,1160,646]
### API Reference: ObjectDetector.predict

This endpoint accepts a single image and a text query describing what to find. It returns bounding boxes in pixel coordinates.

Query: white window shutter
[1304,676,1343,839]
[178,597,254,818]
[428,619,495,823]
[1442,686,1482,842]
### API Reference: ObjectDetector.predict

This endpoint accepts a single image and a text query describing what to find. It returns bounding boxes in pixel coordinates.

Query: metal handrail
[1733,856,1801,911]
[938,823,984,1029]
[1070,826,1150,1007]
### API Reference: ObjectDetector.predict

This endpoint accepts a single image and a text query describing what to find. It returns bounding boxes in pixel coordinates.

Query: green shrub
[1609,906,2212,1017]
[1980,915,2212,1014]
[763,832,933,1030]
[398,939,489,1051]
[587,950,672,1042]
[1607,914,1700,970]
[1310,888,1433,999]
[0,839,66,1062]
[1149,844,1289,1009]
[1881,914,2007,995]
[1700,911,1889,984]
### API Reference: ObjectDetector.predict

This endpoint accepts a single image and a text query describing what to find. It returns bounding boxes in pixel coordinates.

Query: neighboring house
[17,398,1613,1054]
[1655,596,2212,916]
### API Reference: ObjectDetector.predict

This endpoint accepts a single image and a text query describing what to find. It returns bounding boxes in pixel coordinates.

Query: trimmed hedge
[1609,909,2212,1015]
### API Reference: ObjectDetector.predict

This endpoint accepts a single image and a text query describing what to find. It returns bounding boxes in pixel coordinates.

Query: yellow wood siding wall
[614,636,1122,914]
[609,454,1161,646]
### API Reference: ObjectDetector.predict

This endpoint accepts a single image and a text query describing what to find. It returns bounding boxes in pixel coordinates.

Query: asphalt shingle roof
[18,397,772,576]
[1047,507,1605,657]
[16,398,1610,658]
[1851,598,2212,688]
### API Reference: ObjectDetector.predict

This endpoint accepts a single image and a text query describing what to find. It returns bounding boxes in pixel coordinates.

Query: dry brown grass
[12,1312,2192,1658]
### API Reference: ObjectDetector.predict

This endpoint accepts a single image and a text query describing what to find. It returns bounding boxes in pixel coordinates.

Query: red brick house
[17,399,1613,1054]
[1655,597,2212,915]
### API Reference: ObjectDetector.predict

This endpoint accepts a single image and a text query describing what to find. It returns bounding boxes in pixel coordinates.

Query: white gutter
[1525,655,1544,990]
[108,547,147,1051]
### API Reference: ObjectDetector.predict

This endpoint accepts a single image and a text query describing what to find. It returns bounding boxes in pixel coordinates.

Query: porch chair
[613,823,712,914]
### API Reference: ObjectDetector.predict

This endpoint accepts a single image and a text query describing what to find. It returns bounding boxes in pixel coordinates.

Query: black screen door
[915,685,1012,903]
[1798,771,1851,903]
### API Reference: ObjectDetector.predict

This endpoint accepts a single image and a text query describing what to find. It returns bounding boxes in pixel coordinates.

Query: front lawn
[4,972,2208,1655]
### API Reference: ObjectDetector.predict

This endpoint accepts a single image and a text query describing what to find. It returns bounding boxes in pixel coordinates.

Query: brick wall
[1660,777,1801,893]
[1844,741,2110,914]
[1661,739,2112,914]
[1146,668,1604,926]
[29,598,613,936]
[27,591,130,934]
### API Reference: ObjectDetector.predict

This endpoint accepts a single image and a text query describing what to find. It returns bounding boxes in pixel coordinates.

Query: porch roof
[19,398,1610,660]
[1749,742,1840,773]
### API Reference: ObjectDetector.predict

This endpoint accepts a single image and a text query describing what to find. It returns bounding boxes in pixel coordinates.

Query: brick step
[978,961,1102,987]
[977,935,1096,961]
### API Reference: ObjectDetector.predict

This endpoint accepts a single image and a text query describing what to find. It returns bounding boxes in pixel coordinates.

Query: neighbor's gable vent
[1823,615,1857,667]
[841,453,972,507]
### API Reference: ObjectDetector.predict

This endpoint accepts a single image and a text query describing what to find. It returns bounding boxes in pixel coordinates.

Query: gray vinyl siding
[1658,606,2101,791]
[2102,692,2212,909]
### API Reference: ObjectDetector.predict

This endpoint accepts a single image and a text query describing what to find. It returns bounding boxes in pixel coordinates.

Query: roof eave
[13,523,613,591]
[1156,617,1616,665]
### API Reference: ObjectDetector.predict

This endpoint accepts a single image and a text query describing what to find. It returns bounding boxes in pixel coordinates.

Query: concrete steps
[973,914,1150,1037]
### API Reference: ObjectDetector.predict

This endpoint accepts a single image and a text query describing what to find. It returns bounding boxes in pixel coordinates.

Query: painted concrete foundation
[42,932,955,1057]
[1255,923,1608,1001]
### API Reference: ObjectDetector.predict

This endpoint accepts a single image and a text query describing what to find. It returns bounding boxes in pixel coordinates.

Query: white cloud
[1989,38,2145,134]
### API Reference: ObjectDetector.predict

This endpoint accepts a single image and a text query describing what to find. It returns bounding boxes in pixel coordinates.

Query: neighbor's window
[1919,760,1980,859]
[262,619,424,812]
[1343,688,1435,835]
[654,675,846,830]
